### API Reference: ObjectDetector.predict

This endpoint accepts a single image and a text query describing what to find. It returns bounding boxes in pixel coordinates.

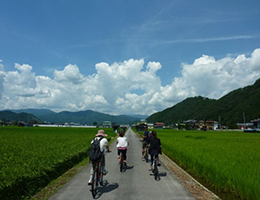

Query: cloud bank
[0,49,260,115]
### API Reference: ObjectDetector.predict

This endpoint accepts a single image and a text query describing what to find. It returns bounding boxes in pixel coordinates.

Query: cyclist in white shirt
[88,130,110,185]
[116,131,129,165]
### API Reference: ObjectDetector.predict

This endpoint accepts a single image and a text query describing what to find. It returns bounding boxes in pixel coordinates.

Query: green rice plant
[157,129,260,200]
[0,126,115,199]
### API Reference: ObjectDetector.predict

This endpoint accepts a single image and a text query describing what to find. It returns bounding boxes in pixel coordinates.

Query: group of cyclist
[88,127,161,185]
[142,128,161,171]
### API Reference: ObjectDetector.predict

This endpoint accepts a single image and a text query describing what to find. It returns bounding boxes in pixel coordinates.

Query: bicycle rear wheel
[91,169,97,198]
[153,164,158,180]
[120,152,123,172]
[153,156,159,180]
[99,163,104,186]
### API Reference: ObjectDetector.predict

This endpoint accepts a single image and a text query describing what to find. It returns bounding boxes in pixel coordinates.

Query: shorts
[117,148,127,160]
[150,151,159,165]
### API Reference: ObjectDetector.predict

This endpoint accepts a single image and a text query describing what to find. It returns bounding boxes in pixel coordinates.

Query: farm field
[0,126,116,199]
[155,129,260,200]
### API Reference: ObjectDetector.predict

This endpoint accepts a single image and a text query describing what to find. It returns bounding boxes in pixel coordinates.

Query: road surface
[49,128,195,200]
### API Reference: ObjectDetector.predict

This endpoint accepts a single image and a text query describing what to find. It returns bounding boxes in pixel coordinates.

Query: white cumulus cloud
[0,49,260,115]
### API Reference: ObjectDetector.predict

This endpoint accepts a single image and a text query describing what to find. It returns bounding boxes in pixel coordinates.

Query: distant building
[183,119,197,129]
[135,122,148,132]
[251,118,260,129]
[102,121,112,128]
[237,118,260,131]
[153,122,165,129]
[147,123,154,129]
[205,121,219,130]
[237,123,254,130]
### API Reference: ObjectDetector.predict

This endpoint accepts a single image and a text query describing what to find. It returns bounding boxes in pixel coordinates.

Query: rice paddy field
[155,129,260,200]
[0,126,116,199]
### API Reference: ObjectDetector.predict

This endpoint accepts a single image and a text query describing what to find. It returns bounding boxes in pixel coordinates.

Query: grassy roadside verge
[30,159,89,200]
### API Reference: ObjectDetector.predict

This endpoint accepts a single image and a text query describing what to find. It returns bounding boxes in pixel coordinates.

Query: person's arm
[159,139,162,154]
[104,138,111,152]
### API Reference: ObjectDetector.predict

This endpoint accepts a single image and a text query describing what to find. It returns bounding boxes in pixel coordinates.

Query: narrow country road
[49,128,195,200]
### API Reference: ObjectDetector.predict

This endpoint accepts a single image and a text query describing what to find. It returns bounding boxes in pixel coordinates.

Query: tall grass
[157,129,260,200]
[0,126,115,199]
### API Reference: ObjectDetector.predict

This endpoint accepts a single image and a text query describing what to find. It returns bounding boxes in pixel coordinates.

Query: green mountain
[9,109,56,118]
[0,111,41,123]
[39,110,139,125]
[147,96,215,124]
[4,109,142,125]
[147,78,260,128]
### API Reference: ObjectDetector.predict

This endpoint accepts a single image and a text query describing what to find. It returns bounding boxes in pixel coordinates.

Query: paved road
[49,128,195,200]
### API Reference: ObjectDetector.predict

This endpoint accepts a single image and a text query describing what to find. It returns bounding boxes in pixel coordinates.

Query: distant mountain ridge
[10,109,56,117]
[38,110,141,125]
[147,78,260,128]
[1,109,146,125]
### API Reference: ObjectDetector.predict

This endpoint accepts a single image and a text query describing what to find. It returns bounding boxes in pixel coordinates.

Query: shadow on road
[149,171,167,181]
[121,165,134,172]
[159,172,167,177]
[94,180,119,199]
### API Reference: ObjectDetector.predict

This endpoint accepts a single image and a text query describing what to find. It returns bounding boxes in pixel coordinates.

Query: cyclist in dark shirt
[147,130,161,171]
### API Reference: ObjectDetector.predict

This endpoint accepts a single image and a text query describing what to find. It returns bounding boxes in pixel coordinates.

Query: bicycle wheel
[153,156,159,180]
[99,163,103,186]
[91,167,97,198]
[120,152,123,172]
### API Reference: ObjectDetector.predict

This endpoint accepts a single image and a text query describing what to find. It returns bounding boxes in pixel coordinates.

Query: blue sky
[1,0,260,115]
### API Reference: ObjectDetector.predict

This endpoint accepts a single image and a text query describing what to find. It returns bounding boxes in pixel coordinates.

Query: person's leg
[88,162,94,184]
[117,149,120,163]
[123,149,127,161]
[149,152,154,171]
[101,154,108,174]
[142,142,145,157]
[157,154,161,166]
[118,149,122,164]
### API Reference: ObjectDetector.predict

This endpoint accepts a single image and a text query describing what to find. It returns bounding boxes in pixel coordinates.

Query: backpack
[89,137,103,162]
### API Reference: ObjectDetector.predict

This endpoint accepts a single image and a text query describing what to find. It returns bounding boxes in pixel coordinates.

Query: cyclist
[116,131,129,165]
[88,129,110,185]
[142,127,150,159]
[147,130,161,171]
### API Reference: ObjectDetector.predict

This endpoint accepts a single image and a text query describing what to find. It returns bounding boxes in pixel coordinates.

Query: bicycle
[90,160,103,198]
[151,152,159,181]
